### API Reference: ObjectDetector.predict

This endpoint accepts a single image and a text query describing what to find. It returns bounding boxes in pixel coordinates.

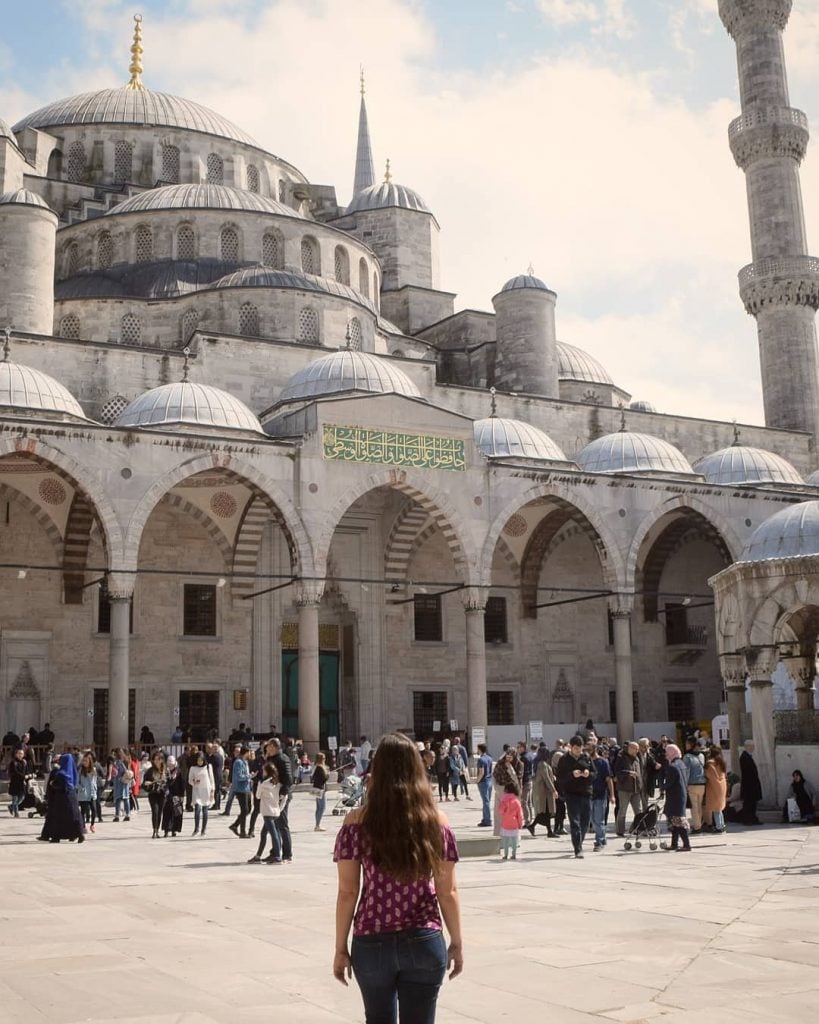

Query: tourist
[475,743,493,827]
[550,743,568,835]
[161,755,185,837]
[436,743,451,802]
[452,736,471,800]
[614,741,643,836]
[786,769,816,823]
[267,737,294,862]
[205,741,225,810]
[188,749,215,836]
[499,782,524,860]
[7,747,28,818]
[139,725,155,747]
[637,738,660,810]
[422,748,437,788]
[38,753,84,844]
[448,742,466,802]
[517,741,535,825]
[311,751,329,831]
[228,746,253,838]
[556,735,596,859]
[333,731,463,1022]
[221,743,242,816]
[94,755,106,823]
[663,744,691,851]
[129,747,141,815]
[247,746,267,839]
[492,748,521,837]
[39,722,54,745]
[112,748,132,822]
[77,752,98,833]
[739,740,763,825]
[143,751,168,838]
[704,748,728,833]
[591,744,615,851]
[683,737,706,833]
[248,761,284,864]
[357,735,373,775]
[527,744,557,837]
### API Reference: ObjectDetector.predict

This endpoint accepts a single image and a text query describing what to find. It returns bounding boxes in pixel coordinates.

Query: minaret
[720,0,819,441]
[352,68,375,200]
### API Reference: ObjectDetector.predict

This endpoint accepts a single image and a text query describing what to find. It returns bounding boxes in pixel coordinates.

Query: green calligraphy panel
[323,424,465,472]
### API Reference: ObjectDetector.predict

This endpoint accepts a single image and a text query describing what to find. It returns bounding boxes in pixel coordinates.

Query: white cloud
[537,0,634,38]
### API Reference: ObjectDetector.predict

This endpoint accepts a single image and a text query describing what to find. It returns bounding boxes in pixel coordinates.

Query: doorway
[281,651,340,746]
[179,689,220,743]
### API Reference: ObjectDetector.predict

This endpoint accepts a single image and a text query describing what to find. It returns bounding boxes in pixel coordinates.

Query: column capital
[719,0,792,38]
[461,587,488,613]
[781,653,817,686]
[608,593,633,617]
[106,572,135,600]
[720,652,747,688]
[295,581,324,607]
[744,645,778,680]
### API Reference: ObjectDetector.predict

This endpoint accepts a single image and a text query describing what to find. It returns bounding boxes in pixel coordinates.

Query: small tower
[351,68,375,200]
[0,189,57,335]
[491,272,559,398]
[720,0,819,440]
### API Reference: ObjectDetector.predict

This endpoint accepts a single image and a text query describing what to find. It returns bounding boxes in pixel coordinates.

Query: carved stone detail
[739,257,819,314]
[729,117,808,170]
[719,0,792,37]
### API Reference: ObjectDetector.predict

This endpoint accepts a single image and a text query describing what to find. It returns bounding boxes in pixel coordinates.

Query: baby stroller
[623,803,661,851]
[331,773,364,815]
[24,776,47,818]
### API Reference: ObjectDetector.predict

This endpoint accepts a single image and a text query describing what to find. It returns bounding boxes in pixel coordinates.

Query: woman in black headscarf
[786,770,815,822]
[38,753,84,843]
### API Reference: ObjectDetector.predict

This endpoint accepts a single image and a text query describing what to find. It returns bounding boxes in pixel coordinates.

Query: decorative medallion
[210,491,238,519]
[503,513,528,538]
[38,477,67,505]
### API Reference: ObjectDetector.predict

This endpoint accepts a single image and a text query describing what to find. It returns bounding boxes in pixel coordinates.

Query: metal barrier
[774,710,819,745]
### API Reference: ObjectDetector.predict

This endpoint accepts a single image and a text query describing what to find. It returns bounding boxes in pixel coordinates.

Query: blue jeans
[315,793,326,827]
[591,796,608,845]
[565,794,592,854]
[713,810,725,830]
[10,793,23,814]
[351,927,447,1024]
[193,805,209,832]
[255,815,282,860]
[477,779,492,824]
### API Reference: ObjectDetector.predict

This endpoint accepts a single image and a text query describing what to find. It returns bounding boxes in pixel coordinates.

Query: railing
[666,625,708,647]
[774,710,819,744]
[728,106,808,137]
[739,255,819,288]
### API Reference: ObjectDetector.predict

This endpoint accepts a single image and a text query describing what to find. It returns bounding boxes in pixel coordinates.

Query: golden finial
[126,14,145,91]
[526,262,535,276]
[384,158,392,183]
[360,65,366,96]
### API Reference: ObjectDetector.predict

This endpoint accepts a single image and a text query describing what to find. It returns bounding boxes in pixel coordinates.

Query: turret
[351,69,375,200]
[0,189,57,335]
[491,273,559,398]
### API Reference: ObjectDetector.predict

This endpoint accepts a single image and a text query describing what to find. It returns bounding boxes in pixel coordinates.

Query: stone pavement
[0,790,817,1024]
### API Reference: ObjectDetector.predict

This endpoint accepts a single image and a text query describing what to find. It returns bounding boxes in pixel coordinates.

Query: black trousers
[232,791,251,836]
[149,792,164,831]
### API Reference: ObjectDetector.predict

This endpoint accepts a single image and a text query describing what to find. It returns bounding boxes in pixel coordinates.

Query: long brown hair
[360,732,443,882]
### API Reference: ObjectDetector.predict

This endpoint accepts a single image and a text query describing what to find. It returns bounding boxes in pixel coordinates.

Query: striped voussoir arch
[232,494,297,595]
[493,536,521,585]
[390,479,467,578]
[160,492,233,568]
[0,482,63,560]
[63,492,96,604]
[384,501,431,597]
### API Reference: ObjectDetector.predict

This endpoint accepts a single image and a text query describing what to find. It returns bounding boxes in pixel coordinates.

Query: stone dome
[806,469,819,487]
[108,183,300,218]
[278,349,421,404]
[556,342,614,386]
[13,87,258,147]
[693,445,803,486]
[115,381,263,433]
[0,188,52,210]
[474,417,567,461]
[214,267,369,306]
[742,502,819,561]
[347,180,430,216]
[576,431,693,475]
[0,358,86,420]
[499,274,551,293]
[629,399,656,413]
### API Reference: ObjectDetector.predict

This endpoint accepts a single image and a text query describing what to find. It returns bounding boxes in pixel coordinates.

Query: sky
[4,0,819,424]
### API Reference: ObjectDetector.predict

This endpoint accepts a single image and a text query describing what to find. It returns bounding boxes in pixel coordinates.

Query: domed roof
[13,87,258,147]
[499,274,551,293]
[474,417,567,462]
[108,183,300,218]
[693,445,803,486]
[742,502,819,561]
[347,180,430,215]
[807,469,819,486]
[0,188,53,210]
[278,349,421,404]
[629,399,656,414]
[576,431,693,475]
[0,358,86,420]
[215,267,366,303]
[115,381,263,434]
[556,341,614,386]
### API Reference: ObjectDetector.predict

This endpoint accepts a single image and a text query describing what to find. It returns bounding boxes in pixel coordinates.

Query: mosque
[1,2,819,803]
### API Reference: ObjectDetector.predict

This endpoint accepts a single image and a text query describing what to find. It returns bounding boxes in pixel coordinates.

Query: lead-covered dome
[0,359,86,420]
[577,431,693,475]
[13,87,258,147]
[742,502,819,561]
[474,417,567,462]
[500,274,551,293]
[347,180,430,215]
[115,381,263,434]
[108,183,300,218]
[694,445,803,486]
[0,189,52,210]
[278,349,421,404]
[556,341,613,386]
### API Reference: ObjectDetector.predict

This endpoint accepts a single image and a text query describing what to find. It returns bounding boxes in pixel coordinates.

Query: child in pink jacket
[499,782,524,860]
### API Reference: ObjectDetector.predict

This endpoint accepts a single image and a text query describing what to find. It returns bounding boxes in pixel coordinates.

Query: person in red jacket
[498,783,524,860]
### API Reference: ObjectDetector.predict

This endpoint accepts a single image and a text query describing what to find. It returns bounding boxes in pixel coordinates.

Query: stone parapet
[728,106,808,169]
[719,0,792,37]
[738,255,819,314]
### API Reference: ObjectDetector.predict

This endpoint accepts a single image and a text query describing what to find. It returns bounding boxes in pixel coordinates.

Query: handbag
[787,797,802,822]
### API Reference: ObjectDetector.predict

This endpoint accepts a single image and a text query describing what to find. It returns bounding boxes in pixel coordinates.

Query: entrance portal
[281,651,340,747]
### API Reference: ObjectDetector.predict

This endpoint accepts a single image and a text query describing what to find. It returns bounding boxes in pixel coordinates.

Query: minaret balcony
[719,0,792,38]
[728,106,808,168]
[739,255,819,314]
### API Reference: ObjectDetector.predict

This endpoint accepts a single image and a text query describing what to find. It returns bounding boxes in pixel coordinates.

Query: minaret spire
[720,0,819,440]
[352,66,376,200]
[126,13,146,91]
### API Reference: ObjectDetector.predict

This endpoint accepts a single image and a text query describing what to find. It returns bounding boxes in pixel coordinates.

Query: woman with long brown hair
[333,731,463,1023]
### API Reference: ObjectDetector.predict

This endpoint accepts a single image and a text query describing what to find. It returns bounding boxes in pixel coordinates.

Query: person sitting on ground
[786,769,816,823]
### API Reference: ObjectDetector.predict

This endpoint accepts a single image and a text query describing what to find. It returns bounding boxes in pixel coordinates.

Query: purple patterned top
[334,821,459,936]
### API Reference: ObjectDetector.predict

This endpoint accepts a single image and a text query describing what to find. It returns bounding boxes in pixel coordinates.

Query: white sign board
[529,720,544,740]
[328,735,338,751]
[711,714,729,746]
[471,727,486,750]
[450,719,459,731]
[432,720,441,733]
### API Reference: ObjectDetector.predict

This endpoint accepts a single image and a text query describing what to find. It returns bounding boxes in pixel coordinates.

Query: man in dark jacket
[739,740,763,825]
[267,737,294,861]
[205,742,225,810]
[614,742,643,836]
[556,736,597,859]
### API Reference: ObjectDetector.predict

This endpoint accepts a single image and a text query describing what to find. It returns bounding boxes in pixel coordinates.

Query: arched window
[99,394,129,425]
[59,314,80,339]
[114,141,133,182]
[373,269,379,303]
[206,152,224,184]
[301,236,320,276]
[47,149,63,178]
[278,179,286,202]
[246,164,260,193]
[162,144,180,183]
[220,226,239,261]
[135,225,153,263]
[348,316,362,350]
[181,309,199,343]
[96,231,113,269]
[121,313,142,344]
[262,231,283,269]
[66,242,80,276]
[66,142,86,183]
[298,307,319,343]
[239,302,260,337]
[334,245,350,284]
[359,257,369,298]
[176,225,195,260]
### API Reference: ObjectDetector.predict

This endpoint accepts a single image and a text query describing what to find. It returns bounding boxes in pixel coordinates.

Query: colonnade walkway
[0,792,816,1023]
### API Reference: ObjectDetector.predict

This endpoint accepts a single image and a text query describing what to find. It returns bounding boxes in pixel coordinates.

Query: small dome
[474,417,567,461]
[499,274,551,293]
[693,445,803,486]
[556,341,613,386]
[577,431,693,475]
[214,267,370,306]
[629,399,656,414]
[115,381,263,434]
[0,188,52,210]
[806,469,819,486]
[278,349,421,404]
[347,180,430,215]
[0,359,86,420]
[742,502,819,561]
[108,183,301,218]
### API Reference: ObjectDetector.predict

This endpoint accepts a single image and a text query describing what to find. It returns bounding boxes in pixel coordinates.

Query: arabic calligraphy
[323,424,466,472]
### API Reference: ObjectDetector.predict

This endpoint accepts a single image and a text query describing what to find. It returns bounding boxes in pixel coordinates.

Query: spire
[489,387,497,418]
[2,326,11,362]
[383,158,392,183]
[126,14,146,92]
[181,345,191,382]
[352,66,375,199]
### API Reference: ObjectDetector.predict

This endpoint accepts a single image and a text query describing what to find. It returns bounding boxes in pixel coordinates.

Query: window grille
[177,225,195,260]
[66,243,80,276]
[135,226,153,262]
[59,314,80,340]
[162,144,180,183]
[97,231,113,269]
[484,596,508,644]
[246,164,260,192]
[608,689,640,722]
[414,595,442,642]
[99,394,129,425]
[66,142,86,182]
[667,691,696,721]
[262,232,282,269]
[301,237,319,275]
[183,583,217,636]
[412,691,448,738]
[239,302,260,336]
[220,226,239,261]
[206,152,224,184]
[297,307,319,342]
[359,258,369,297]
[334,246,350,284]
[181,309,199,343]
[348,317,362,350]
[488,690,514,725]
[121,313,142,345]
[114,141,133,182]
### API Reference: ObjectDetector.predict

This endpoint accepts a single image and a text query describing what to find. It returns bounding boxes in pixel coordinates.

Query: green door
[281,651,340,747]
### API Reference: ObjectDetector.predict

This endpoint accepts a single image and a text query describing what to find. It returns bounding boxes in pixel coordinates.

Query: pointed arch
[0,482,63,562]
[63,492,96,603]
[159,492,234,568]
[231,494,297,595]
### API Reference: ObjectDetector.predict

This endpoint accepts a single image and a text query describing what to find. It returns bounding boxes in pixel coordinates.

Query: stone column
[610,597,634,742]
[783,654,817,712]
[462,589,488,741]
[746,647,778,806]
[107,573,134,751]
[296,584,323,756]
[720,653,747,772]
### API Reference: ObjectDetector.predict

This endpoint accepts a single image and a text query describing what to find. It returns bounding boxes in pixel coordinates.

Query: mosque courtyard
[0,790,816,1024]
